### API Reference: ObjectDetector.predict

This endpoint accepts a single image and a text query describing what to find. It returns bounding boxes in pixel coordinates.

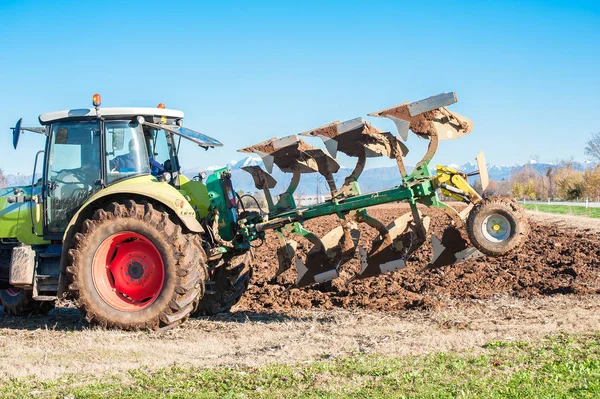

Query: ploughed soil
[237,204,600,313]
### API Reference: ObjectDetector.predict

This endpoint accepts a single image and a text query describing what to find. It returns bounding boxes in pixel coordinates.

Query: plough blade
[241,165,278,211]
[348,213,430,283]
[239,135,339,175]
[368,92,473,141]
[303,149,341,181]
[295,224,360,287]
[299,117,410,191]
[299,117,406,159]
[275,239,298,276]
[241,165,277,190]
[428,227,483,269]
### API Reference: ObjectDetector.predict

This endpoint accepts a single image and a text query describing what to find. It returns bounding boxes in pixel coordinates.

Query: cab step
[32,295,57,301]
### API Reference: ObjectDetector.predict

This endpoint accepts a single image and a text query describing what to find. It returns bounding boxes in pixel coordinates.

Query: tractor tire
[466,196,529,256]
[0,288,54,316]
[193,252,253,316]
[66,200,207,330]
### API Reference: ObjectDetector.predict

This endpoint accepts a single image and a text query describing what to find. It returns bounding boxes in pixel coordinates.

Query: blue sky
[0,0,598,175]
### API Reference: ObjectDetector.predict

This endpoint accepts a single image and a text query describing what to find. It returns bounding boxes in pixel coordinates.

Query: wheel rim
[4,287,21,297]
[92,232,165,312]
[481,214,511,243]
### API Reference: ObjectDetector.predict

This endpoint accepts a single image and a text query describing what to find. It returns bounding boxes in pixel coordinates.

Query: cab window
[145,127,180,177]
[105,121,150,184]
[46,121,102,233]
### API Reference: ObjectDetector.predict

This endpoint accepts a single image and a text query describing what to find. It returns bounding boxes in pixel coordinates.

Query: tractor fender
[62,175,204,242]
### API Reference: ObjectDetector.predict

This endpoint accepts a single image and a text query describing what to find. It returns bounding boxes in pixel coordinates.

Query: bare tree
[546,167,555,200]
[0,169,6,188]
[585,132,600,162]
[510,165,546,200]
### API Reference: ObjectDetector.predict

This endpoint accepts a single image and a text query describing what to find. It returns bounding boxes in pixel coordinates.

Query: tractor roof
[38,107,184,125]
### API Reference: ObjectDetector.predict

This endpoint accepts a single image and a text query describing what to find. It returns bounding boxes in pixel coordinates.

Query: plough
[239,92,528,287]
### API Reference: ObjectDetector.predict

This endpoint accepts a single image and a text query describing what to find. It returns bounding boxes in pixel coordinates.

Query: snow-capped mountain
[230,156,262,169]
[198,156,262,172]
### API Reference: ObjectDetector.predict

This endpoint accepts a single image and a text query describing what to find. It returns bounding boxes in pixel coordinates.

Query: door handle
[47,180,57,192]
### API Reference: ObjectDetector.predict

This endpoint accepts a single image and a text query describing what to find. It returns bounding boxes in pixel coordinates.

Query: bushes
[509,164,600,201]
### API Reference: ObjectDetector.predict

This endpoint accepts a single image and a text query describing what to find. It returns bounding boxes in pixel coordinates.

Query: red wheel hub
[92,232,165,312]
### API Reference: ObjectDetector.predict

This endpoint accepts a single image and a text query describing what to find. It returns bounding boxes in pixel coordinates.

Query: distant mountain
[5,173,38,187]
[184,156,598,195]
[197,156,263,173]
[3,157,596,194]
[457,159,595,184]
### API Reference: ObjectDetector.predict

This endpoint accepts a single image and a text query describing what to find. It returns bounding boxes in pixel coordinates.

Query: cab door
[44,121,102,237]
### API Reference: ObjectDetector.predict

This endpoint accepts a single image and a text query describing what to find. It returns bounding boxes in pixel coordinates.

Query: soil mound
[237,205,600,312]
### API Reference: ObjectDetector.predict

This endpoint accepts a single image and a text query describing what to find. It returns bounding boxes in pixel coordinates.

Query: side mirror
[112,130,125,151]
[11,118,22,149]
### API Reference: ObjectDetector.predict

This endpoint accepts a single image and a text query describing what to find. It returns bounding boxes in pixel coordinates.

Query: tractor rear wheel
[466,196,529,256]
[0,288,54,316]
[67,201,207,330]
[193,252,253,316]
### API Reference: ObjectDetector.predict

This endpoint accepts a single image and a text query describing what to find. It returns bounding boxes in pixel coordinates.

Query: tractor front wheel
[67,201,207,330]
[466,196,529,256]
[0,288,54,316]
[193,252,253,316]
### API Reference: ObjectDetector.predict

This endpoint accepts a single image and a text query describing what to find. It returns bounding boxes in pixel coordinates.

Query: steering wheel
[52,169,89,185]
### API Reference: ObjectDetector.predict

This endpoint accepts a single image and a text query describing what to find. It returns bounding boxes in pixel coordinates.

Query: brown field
[1,205,599,380]
[242,205,600,313]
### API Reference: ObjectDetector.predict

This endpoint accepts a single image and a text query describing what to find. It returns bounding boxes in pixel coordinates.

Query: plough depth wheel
[466,197,529,256]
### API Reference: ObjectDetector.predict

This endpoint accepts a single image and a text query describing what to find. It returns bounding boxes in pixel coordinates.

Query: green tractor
[0,92,528,330]
[0,95,259,329]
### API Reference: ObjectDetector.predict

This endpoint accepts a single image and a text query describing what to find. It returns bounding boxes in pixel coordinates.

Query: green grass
[523,203,600,218]
[2,334,600,398]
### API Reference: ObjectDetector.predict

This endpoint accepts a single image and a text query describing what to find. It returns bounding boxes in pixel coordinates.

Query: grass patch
[2,334,600,398]
[523,203,600,218]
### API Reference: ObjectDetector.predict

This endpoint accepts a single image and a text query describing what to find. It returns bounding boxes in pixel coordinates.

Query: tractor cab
[11,94,223,239]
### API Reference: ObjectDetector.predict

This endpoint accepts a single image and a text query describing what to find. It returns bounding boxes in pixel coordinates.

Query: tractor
[0,95,257,329]
[0,92,528,330]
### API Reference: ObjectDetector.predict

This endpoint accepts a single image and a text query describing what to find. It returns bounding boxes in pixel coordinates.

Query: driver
[149,156,167,177]
[110,139,141,172]
[111,139,167,177]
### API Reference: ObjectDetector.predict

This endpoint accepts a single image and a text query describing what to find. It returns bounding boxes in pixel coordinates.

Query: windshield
[105,121,150,184]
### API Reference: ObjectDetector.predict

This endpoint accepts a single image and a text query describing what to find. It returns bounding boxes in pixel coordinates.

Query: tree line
[483,133,600,201]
